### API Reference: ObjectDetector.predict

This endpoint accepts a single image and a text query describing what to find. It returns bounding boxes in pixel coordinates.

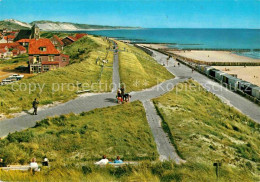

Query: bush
[7,131,34,143]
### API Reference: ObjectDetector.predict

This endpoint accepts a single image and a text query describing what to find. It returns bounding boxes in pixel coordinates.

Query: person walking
[120,85,125,97]
[32,98,39,115]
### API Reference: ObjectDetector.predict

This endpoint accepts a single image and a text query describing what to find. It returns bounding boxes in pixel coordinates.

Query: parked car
[9,74,24,80]
[1,79,13,85]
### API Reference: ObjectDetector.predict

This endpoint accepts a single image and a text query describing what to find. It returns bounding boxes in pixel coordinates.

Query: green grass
[0,54,28,68]
[0,36,114,115]
[153,79,260,181]
[116,41,173,92]
[40,32,74,39]
[0,101,158,165]
[0,160,255,181]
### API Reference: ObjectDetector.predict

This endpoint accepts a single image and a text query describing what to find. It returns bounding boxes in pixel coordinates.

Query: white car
[1,79,13,85]
[9,74,24,80]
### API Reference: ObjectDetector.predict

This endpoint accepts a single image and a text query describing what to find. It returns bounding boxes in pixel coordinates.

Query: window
[62,58,66,62]
[39,47,47,51]
[43,65,50,72]
[33,56,41,64]
[48,55,54,62]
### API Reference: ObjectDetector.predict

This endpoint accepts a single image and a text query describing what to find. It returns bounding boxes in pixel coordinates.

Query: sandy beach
[138,43,170,49]
[213,66,260,86]
[169,50,260,63]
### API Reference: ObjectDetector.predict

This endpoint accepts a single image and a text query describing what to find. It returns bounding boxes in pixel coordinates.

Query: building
[14,24,40,42]
[28,38,70,73]
[0,47,8,58]
[16,39,33,51]
[75,33,87,40]
[0,42,26,58]
[4,35,16,43]
[61,34,87,47]
[50,35,64,51]
[62,36,77,46]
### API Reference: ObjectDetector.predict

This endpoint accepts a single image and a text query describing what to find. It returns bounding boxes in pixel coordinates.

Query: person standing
[120,85,125,98]
[32,98,39,115]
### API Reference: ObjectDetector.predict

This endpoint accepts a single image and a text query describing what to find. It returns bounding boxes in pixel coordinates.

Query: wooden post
[213,162,222,180]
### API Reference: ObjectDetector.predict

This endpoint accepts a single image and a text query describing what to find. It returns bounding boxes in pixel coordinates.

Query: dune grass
[40,32,74,39]
[0,160,254,181]
[0,101,158,166]
[0,36,113,115]
[153,79,260,181]
[0,54,28,68]
[116,41,173,92]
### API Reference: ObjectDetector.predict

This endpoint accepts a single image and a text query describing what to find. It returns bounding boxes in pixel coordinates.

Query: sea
[76,28,260,59]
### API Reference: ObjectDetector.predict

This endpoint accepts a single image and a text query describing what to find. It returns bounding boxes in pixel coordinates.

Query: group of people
[95,155,123,165]
[117,85,131,103]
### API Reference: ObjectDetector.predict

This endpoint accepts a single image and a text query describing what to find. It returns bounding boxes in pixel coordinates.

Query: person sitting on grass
[0,158,6,167]
[95,155,109,165]
[29,158,40,174]
[114,156,123,164]
[42,156,49,166]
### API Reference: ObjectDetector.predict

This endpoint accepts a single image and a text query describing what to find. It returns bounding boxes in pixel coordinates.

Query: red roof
[67,36,77,42]
[0,42,20,49]
[17,46,26,51]
[53,35,64,46]
[61,54,69,58]
[29,39,60,55]
[0,48,7,53]
[12,49,18,55]
[75,33,87,40]
[17,39,34,43]
[4,35,15,40]
[42,61,59,65]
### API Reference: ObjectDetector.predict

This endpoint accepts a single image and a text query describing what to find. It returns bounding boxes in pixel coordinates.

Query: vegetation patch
[0,36,113,115]
[153,79,260,180]
[0,161,255,181]
[0,101,158,166]
[116,41,173,92]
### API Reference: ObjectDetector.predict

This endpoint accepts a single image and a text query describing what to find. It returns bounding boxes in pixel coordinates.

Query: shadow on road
[23,110,33,115]
[105,98,117,103]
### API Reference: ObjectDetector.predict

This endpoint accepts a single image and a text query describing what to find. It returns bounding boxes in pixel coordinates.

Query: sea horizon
[58,28,260,59]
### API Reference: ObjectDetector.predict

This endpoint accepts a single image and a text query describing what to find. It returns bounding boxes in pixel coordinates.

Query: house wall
[29,54,70,73]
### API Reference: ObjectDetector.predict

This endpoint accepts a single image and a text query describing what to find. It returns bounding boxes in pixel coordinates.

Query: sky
[0,0,259,28]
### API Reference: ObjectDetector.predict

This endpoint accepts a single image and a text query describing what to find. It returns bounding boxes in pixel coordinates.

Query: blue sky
[0,0,259,28]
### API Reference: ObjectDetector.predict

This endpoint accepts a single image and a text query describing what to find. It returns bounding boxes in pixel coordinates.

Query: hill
[0,19,139,31]
[0,19,31,30]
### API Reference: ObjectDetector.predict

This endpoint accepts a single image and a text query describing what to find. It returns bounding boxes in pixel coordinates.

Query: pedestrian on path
[120,85,125,97]
[32,98,39,115]
[117,89,123,103]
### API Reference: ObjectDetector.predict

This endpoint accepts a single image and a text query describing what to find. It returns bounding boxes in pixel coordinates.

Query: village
[0,25,87,85]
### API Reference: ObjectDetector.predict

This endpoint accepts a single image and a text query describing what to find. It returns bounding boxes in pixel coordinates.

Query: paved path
[143,100,184,163]
[150,48,260,123]
[112,48,120,93]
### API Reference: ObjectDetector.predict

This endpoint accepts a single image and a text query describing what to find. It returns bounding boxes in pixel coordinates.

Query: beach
[213,66,260,86]
[138,43,169,49]
[168,50,260,63]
